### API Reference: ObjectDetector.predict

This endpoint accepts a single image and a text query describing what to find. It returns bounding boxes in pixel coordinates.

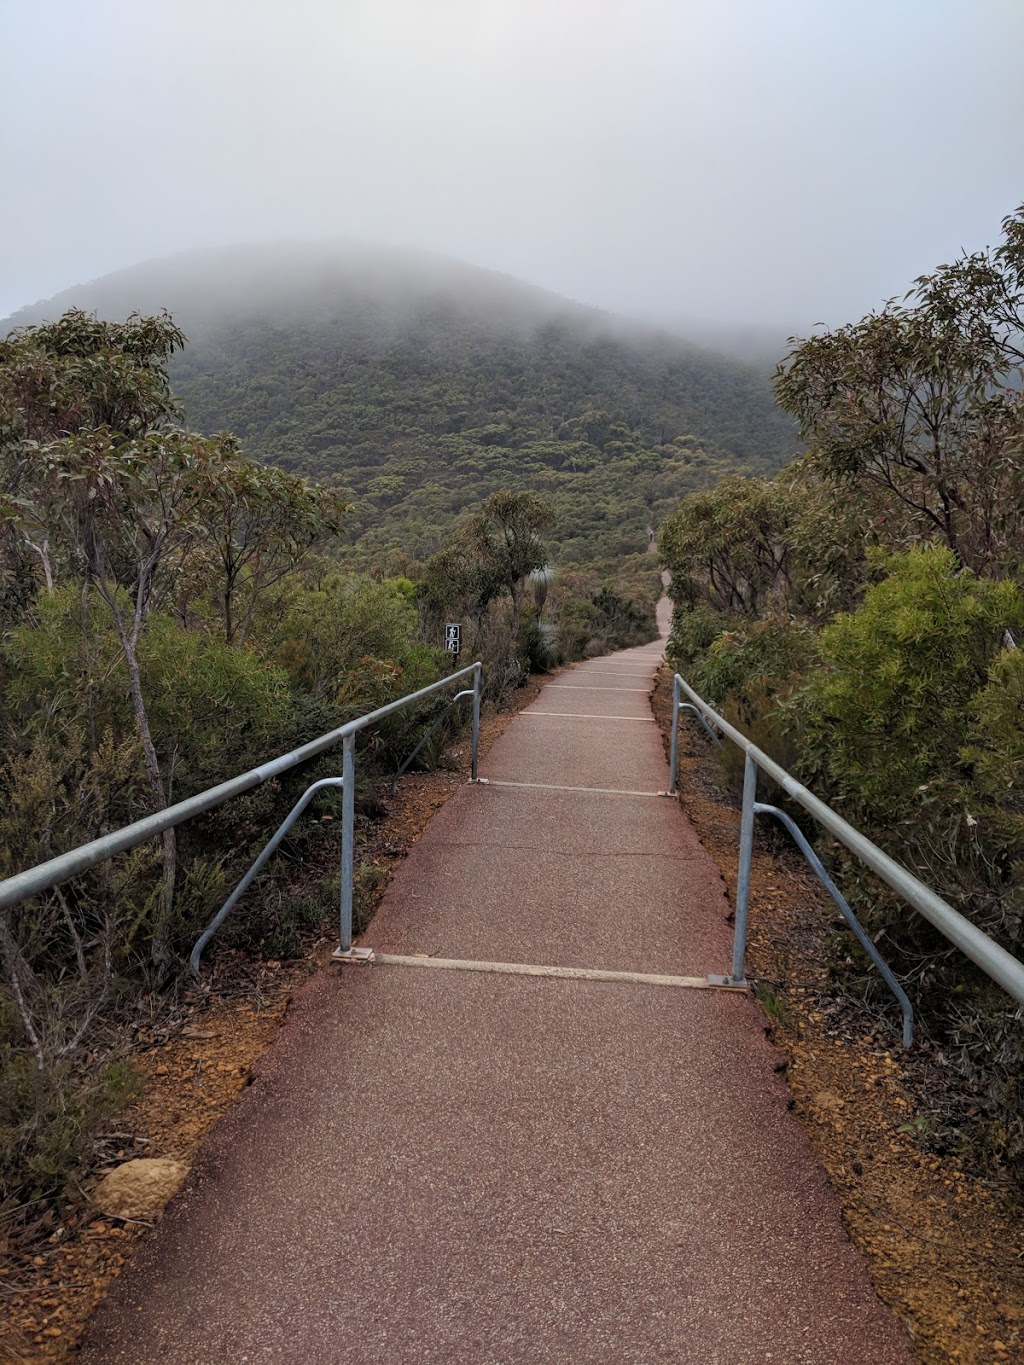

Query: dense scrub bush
[802,547,1021,818]
[0,1044,139,1224]
[657,205,1024,1177]
[787,549,1024,1165]
[964,648,1024,872]
[669,614,816,813]
[5,587,294,794]
[666,604,729,674]
[271,575,437,701]
[545,571,658,662]
[696,617,819,706]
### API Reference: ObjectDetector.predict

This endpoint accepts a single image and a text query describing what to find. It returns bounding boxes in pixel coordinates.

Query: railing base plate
[332,946,375,963]
[707,974,748,990]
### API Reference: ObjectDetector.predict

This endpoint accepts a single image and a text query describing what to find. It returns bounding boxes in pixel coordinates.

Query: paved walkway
[81,613,913,1363]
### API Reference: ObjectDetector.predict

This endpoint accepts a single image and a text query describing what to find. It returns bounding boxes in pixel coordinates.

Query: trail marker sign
[444,623,461,655]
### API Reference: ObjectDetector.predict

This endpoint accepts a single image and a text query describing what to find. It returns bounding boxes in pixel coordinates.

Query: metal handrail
[0,662,483,960]
[755,803,914,1047]
[190,777,346,973]
[391,689,475,792]
[669,672,1024,1014]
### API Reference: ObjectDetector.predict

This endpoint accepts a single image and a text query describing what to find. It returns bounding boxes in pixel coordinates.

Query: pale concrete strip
[547,684,650,692]
[523,712,657,722]
[370,952,719,990]
[572,669,654,676]
[480,778,665,798]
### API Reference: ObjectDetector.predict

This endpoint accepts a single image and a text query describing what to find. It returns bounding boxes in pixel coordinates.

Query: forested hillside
[4,244,796,567]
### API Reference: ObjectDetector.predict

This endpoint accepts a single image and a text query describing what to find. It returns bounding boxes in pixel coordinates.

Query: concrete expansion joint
[523,712,657,722]
[546,684,652,693]
[330,952,750,993]
[476,778,666,799]
[427,839,703,861]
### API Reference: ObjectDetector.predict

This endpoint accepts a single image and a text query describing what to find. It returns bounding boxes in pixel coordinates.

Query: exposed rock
[91,1159,189,1220]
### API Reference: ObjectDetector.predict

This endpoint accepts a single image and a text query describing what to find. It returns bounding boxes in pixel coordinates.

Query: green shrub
[0,1019,140,1224]
[717,682,805,812]
[272,574,438,699]
[666,604,729,675]
[786,547,1024,1168]
[963,646,1024,868]
[803,546,1022,823]
[5,586,294,798]
[697,616,819,705]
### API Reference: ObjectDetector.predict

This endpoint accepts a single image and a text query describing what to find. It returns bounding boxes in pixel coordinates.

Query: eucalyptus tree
[199,456,349,645]
[775,203,1024,578]
[0,310,186,633]
[658,474,796,617]
[421,489,553,687]
[1,310,345,970]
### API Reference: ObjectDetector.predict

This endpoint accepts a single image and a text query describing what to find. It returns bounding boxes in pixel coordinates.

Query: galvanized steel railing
[0,662,483,967]
[669,672,1024,1032]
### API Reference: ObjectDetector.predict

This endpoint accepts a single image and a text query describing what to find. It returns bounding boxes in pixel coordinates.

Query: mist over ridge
[4,240,796,569]
[2,239,789,371]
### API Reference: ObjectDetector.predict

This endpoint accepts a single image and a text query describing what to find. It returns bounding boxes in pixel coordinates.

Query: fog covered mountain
[4,243,798,565]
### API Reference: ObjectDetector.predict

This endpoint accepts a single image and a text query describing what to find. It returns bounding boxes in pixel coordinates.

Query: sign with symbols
[444,622,461,655]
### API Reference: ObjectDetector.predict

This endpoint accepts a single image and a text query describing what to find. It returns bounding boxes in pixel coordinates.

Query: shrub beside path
[80,607,913,1363]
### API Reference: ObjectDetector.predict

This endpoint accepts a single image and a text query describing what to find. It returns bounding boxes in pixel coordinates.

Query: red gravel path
[80,632,913,1363]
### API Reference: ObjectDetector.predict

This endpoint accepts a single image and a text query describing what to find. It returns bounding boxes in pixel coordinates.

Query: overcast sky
[2,0,1022,331]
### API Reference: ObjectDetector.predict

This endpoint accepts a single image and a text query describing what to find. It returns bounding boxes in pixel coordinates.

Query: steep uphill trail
[79,622,912,1363]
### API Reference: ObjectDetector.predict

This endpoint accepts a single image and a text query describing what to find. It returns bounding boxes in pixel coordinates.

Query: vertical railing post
[471,662,482,782]
[669,674,681,794]
[731,752,758,985]
[339,733,356,952]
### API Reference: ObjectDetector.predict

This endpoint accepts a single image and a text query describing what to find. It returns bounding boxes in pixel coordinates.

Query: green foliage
[670,614,817,808]
[418,491,555,692]
[0,307,184,448]
[667,604,730,675]
[0,1044,139,1221]
[775,203,1024,578]
[0,309,186,636]
[964,647,1024,863]
[698,618,820,707]
[40,244,794,568]
[659,475,797,615]
[464,490,553,603]
[194,456,349,644]
[803,546,1022,822]
[271,573,440,703]
[5,587,294,796]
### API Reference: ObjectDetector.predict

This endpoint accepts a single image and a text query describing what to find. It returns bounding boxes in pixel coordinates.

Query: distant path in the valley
[80,613,912,1362]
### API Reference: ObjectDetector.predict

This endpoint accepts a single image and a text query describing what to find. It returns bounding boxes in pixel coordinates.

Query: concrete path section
[80,622,913,1364]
